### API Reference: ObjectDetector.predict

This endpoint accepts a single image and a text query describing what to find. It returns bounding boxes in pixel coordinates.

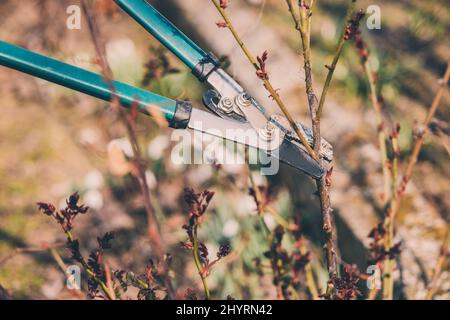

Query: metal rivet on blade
[259,122,276,141]
[234,92,252,108]
[218,97,234,113]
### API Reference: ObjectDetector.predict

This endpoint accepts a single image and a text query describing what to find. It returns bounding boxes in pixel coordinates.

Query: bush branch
[399,62,450,194]
[192,225,211,299]
[285,1,344,297]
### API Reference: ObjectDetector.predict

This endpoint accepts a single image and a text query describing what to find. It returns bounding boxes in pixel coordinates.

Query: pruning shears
[0,0,332,178]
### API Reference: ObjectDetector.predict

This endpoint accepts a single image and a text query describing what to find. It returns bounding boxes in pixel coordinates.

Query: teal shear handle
[114,0,220,81]
[0,41,191,128]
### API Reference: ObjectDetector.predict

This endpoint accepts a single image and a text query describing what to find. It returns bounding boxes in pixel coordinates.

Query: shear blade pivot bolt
[259,122,276,141]
[235,92,252,108]
[218,97,234,113]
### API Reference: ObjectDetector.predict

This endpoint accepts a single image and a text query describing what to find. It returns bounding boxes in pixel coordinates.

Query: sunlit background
[0,0,448,299]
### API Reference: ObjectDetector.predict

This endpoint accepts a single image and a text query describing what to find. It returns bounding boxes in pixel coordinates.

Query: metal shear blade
[188,108,327,179]
[198,66,332,178]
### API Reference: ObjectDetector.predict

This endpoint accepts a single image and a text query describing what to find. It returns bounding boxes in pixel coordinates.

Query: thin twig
[81,0,164,255]
[316,0,357,122]
[425,224,450,300]
[363,61,391,204]
[124,112,166,256]
[49,248,68,273]
[383,132,399,299]
[65,229,115,300]
[353,32,396,299]
[246,163,282,298]
[383,62,450,299]
[299,241,320,300]
[104,262,117,300]
[192,225,211,299]
[297,1,321,153]
[296,0,355,158]
[367,288,379,300]
[358,44,394,299]
[316,176,338,295]
[49,247,85,299]
[398,62,450,195]
[211,0,318,160]
[0,242,64,265]
[299,3,340,296]
[286,0,303,34]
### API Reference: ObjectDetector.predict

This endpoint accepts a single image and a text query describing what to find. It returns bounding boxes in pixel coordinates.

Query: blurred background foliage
[0,0,448,299]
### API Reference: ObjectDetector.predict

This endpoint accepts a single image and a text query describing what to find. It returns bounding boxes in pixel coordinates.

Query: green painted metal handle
[0,41,180,124]
[114,0,208,70]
